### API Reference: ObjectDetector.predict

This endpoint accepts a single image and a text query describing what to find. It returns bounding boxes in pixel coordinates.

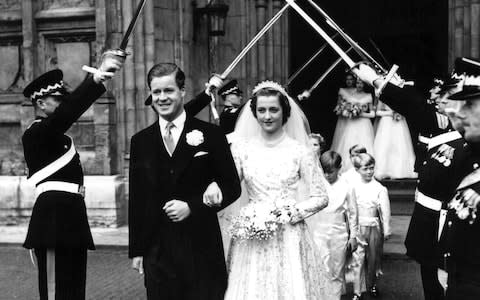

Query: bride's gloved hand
[203,181,223,207]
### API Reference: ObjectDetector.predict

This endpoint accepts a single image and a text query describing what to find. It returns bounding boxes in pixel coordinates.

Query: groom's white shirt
[158,110,186,152]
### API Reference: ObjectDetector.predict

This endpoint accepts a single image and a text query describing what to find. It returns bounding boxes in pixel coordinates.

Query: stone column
[134,0,146,130]
[21,0,36,131]
[470,0,480,58]
[272,0,282,83]
[144,0,156,125]
[122,0,137,152]
[449,0,480,68]
[247,0,258,89]
[256,0,267,80]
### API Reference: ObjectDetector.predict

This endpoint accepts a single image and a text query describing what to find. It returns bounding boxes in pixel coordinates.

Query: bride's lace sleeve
[230,140,245,181]
[291,148,329,223]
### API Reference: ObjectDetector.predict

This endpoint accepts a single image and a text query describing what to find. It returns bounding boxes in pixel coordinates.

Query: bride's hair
[250,87,291,124]
[233,80,310,146]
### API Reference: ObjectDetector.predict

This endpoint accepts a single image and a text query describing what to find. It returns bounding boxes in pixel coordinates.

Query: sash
[428,131,462,150]
[28,137,77,185]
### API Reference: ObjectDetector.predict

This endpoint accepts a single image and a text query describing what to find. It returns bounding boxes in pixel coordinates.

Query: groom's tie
[163,122,176,156]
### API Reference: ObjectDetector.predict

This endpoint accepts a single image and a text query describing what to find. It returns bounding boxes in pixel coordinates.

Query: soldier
[22,51,124,299]
[442,62,480,299]
[353,60,479,300]
[217,79,243,134]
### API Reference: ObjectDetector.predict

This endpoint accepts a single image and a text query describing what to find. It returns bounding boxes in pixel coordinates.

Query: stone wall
[0,175,127,227]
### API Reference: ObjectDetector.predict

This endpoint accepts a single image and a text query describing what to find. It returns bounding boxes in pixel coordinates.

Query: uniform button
[64,145,68,149]
[423,161,427,165]
[474,163,479,169]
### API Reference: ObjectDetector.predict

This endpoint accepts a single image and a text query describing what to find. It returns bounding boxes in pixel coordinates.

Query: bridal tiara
[252,80,288,96]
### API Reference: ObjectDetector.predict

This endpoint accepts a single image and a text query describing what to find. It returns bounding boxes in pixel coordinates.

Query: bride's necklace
[262,130,287,147]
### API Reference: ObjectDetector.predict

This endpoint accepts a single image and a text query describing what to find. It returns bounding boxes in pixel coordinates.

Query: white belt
[35,181,85,198]
[416,190,442,211]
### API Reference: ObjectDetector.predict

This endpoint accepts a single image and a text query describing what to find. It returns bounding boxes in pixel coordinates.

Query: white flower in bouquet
[228,199,298,241]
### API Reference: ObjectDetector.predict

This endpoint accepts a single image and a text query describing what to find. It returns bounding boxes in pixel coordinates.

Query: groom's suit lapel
[171,116,197,181]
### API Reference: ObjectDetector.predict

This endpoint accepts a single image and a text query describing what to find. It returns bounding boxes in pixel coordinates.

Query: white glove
[297,90,311,101]
[352,64,383,87]
[205,74,224,96]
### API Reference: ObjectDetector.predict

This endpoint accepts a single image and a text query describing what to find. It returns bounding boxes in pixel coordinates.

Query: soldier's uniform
[444,166,480,300]
[22,70,107,299]
[441,66,480,299]
[379,82,478,299]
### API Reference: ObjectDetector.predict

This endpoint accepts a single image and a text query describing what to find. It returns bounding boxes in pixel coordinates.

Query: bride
[224,81,333,300]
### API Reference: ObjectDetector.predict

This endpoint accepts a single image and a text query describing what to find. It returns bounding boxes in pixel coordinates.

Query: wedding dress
[224,134,333,300]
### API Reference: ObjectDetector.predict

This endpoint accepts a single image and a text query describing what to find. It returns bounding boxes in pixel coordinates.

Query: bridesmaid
[330,79,375,172]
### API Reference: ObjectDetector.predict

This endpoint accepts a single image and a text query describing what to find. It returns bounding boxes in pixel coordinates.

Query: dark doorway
[289,0,448,146]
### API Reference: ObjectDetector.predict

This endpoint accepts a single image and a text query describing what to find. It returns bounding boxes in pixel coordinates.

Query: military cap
[218,80,242,99]
[449,57,480,100]
[23,69,67,103]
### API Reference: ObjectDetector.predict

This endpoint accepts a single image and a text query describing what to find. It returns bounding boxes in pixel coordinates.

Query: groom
[128,63,241,300]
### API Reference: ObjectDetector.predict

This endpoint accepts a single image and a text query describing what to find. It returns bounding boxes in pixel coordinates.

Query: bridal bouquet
[334,101,367,119]
[228,200,297,241]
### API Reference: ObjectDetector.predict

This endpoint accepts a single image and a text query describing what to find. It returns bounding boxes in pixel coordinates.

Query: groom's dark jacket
[128,99,241,297]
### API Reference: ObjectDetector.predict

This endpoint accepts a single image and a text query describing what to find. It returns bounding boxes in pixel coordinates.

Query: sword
[219,3,289,79]
[305,0,413,86]
[82,0,148,75]
[208,2,288,120]
[305,0,387,73]
[308,46,353,94]
[287,0,406,88]
[285,0,355,67]
[287,33,339,86]
[369,38,391,69]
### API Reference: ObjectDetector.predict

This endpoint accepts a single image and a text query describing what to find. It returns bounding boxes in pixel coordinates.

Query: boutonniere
[186,129,204,146]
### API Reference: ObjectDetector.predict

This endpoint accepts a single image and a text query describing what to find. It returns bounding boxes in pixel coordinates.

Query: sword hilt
[82,48,129,75]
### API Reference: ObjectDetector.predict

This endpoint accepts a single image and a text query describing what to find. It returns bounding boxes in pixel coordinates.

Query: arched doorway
[289,0,448,145]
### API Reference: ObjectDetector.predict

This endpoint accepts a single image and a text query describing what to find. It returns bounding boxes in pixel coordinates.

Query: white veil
[220,81,325,256]
[231,80,311,146]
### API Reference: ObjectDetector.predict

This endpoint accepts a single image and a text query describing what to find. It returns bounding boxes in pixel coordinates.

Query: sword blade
[220,3,289,78]
[286,0,354,67]
[287,32,339,85]
[120,0,148,50]
[309,47,353,93]
[307,0,387,73]
[369,38,391,69]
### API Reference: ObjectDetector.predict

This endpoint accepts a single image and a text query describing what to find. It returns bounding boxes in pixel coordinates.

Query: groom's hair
[250,88,291,124]
[147,63,185,90]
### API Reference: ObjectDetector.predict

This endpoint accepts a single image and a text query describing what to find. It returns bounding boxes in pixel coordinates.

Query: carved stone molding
[255,0,268,9]
[40,0,94,10]
[0,0,20,10]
